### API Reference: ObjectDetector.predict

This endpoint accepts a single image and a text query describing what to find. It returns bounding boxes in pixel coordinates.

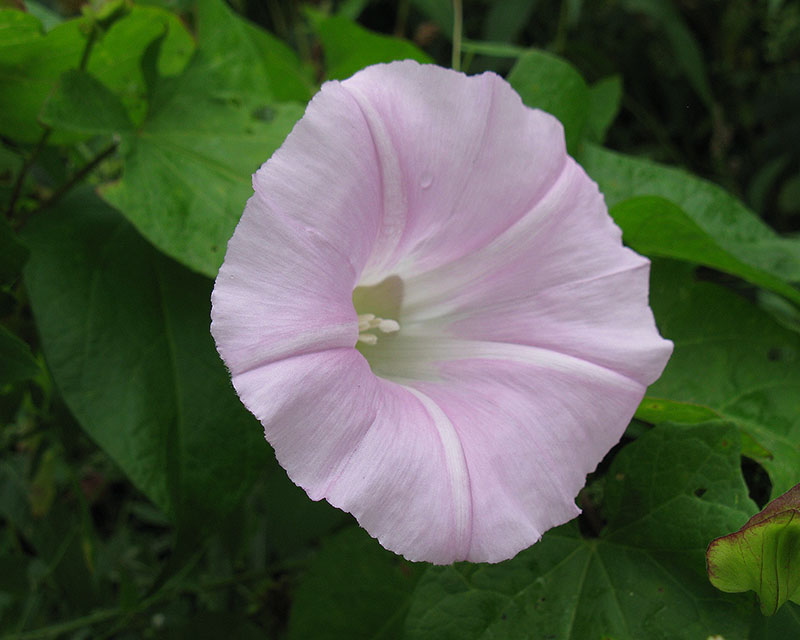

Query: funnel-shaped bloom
[211,61,672,564]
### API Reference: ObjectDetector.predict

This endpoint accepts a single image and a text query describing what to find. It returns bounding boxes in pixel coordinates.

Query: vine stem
[451,0,463,71]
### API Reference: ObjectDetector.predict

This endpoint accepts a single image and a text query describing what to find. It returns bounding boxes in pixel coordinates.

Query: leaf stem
[552,0,570,55]
[451,0,463,71]
[29,139,119,218]
[78,20,99,72]
[394,0,410,37]
[5,129,52,220]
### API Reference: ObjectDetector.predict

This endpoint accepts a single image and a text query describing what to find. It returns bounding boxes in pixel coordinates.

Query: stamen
[357,313,400,345]
[358,313,376,331]
[377,319,400,333]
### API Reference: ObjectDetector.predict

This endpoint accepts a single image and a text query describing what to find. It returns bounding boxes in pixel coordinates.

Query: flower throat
[352,275,404,347]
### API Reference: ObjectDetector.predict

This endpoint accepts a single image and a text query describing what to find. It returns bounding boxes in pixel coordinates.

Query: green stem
[78,20,99,72]
[451,0,463,71]
[27,139,119,219]
[552,0,570,55]
[5,129,51,220]
[394,0,410,37]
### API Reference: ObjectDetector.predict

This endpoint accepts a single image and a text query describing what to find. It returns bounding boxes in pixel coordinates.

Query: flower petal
[232,338,645,564]
[371,337,646,562]
[231,349,473,564]
[211,192,358,374]
[339,61,568,281]
[399,157,672,384]
[251,81,383,275]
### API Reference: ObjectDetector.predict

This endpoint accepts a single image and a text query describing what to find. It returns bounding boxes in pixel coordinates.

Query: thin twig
[451,0,463,71]
[5,129,51,220]
[394,0,409,37]
[31,139,119,216]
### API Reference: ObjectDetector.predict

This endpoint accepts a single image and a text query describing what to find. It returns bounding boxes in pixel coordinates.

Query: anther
[357,313,400,345]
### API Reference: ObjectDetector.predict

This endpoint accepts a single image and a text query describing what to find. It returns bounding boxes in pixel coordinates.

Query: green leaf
[39,69,132,134]
[288,527,425,640]
[0,6,193,142]
[21,188,269,527]
[0,214,28,283]
[406,423,766,640]
[648,260,800,498]
[635,397,775,461]
[24,0,63,31]
[483,0,537,45]
[707,483,800,615]
[611,195,800,305]
[196,0,312,103]
[0,9,85,142]
[460,39,527,59]
[99,51,304,277]
[1,5,43,45]
[586,75,622,143]
[582,143,800,285]
[336,0,371,21]
[308,10,433,81]
[87,4,195,125]
[635,396,721,425]
[508,49,590,155]
[0,325,38,386]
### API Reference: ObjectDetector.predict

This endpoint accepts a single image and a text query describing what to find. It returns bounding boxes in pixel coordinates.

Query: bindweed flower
[211,61,673,564]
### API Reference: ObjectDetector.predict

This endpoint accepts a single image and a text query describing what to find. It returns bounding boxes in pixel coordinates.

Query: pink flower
[211,61,673,564]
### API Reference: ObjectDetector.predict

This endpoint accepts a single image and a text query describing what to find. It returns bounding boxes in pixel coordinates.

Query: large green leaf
[86,4,194,125]
[195,0,312,103]
[405,423,786,640]
[288,527,424,640]
[582,144,800,286]
[508,50,590,155]
[93,2,309,277]
[21,188,269,526]
[39,69,133,134]
[99,50,304,277]
[308,10,433,81]
[0,9,84,142]
[648,260,800,498]
[611,195,800,305]
[586,75,623,144]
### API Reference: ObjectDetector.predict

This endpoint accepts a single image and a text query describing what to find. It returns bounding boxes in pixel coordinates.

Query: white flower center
[357,313,400,345]
[353,274,404,352]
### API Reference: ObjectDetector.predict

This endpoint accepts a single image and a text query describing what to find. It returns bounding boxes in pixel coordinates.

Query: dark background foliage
[1,0,799,638]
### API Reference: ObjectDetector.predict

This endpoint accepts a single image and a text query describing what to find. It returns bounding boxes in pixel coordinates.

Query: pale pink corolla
[211,61,673,564]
